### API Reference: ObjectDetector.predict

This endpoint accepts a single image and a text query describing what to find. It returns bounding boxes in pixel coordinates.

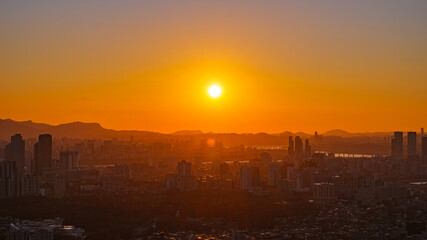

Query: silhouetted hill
[0,119,394,149]
[322,129,351,137]
[0,119,164,140]
[0,119,52,139]
[172,130,204,136]
[322,129,393,137]
[276,131,311,138]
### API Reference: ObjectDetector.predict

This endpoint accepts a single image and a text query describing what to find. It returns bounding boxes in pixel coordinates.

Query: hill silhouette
[0,119,163,140]
[322,129,351,137]
[0,119,394,146]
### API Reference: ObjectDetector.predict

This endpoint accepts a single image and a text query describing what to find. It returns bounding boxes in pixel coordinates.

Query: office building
[5,134,25,195]
[59,151,79,170]
[22,175,38,196]
[176,161,195,192]
[294,136,303,165]
[314,131,319,145]
[177,160,192,177]
[423,137,427,161]
[240,166,260,190]
[240,166,253,190]
[34,134,52,176]
[391,131,403,159]
[0,161,18,197]
[305,139,311,160]
[313,182,336,203]
[268,163,281,186]
[288,137,294,161]
[407,132,417,157]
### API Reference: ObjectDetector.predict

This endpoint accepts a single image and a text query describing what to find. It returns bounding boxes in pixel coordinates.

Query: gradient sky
[1,1,426,133]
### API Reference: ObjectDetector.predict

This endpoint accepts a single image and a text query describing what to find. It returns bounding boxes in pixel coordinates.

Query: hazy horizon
[1,117,423,135]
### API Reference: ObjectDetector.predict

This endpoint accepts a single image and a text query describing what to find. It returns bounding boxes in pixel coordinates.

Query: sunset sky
[1,1,426,133]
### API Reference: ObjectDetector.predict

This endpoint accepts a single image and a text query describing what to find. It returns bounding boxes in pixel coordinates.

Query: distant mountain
[0,118,395,145]
[322,129,351,137]
[0,119,52,139]
[276,131,311,138]
[0,118,163,140]
[322,129,393,137]
[172,130,204,136]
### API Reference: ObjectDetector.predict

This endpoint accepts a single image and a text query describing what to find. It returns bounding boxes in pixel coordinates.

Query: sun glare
[208,85,222,98]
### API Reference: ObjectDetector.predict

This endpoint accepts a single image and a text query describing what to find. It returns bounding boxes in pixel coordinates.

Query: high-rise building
[305,139,311,160]
[5,134,25,195]
[59,151,79,170]
[407,132,417,157]
[176,161,195,192]
[33,143,40,176]
[240,166,260,190]
[240,166,253,190]
[422,137,427,161]
[391,131,403,159]
[87,140,95,154]
[267,163,281,186]
[313,182,336,202]
[33,134,52,176]
[22,175,38,196]
[314,131,319,145]
[0,161,18,197]
[177,160,192,177]
[288,137,294,161]
[294,136,304,165]
[422,128,425,157]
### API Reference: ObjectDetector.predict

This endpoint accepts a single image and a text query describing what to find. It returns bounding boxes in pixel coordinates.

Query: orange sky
[1,1,426,133]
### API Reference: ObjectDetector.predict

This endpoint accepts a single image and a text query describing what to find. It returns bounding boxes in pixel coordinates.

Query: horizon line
[1,117,424,136]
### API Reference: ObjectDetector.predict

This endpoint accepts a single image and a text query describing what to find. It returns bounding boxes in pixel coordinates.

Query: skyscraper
[59,151,79,170]
[33,134,52,176]
[33,142,40,176]
[422,137,427,161]
[391,131,403,159]
[294,136,303,165]
[407,132,417,157]
[305,139,311,160]
[177,160,192,177]
[267,163,281,186]
[5,134,25,195]
[288,136,294,161]
[314,131,319,145]
[240,166,252,190]
[176,161,194,192]
[0,161,18,197]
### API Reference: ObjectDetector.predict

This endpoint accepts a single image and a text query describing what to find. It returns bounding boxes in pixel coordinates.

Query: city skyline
[0,117,426,135]
[2,1,427,239]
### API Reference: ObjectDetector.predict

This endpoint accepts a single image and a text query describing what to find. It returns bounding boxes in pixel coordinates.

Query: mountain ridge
[0,118,395,140]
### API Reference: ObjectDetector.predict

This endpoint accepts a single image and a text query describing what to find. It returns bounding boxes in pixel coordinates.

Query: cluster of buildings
[165,161,198,192]
[161,129,427,207]
[142,200,424,239]
[0,217,85,240]
[2,130,426,203]
[391,130,427,161]
[2,129,427,238]
[0,134,79,197]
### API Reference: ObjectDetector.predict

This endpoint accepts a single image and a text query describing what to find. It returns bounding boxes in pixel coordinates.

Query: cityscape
[1,120,427,239]
[1,1,427,240]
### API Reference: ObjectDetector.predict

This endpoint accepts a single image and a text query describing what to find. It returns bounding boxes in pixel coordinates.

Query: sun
[208,85,222,98]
